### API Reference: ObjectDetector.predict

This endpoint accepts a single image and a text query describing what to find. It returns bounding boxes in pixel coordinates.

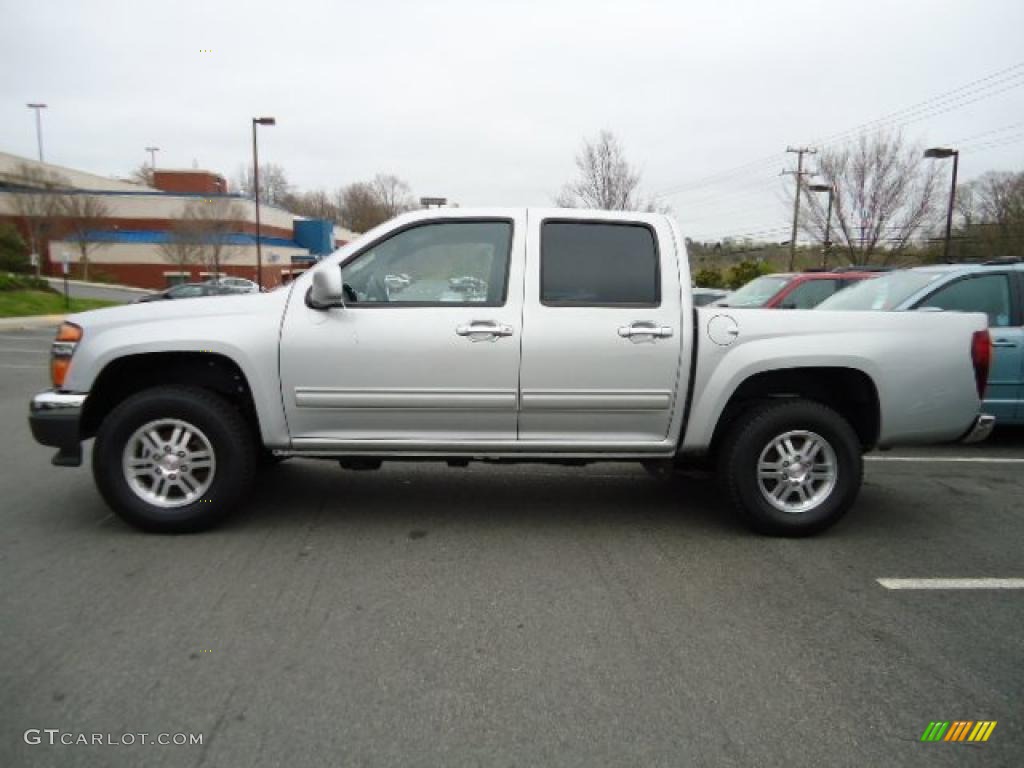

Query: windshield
[816,270,948,311]
[718,276,790,307]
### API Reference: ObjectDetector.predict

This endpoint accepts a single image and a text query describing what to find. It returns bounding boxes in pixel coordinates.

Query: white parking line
[878,578,1024,589]
[0,348,48,354]
[0,364,43,369]
[867,456,1024,464]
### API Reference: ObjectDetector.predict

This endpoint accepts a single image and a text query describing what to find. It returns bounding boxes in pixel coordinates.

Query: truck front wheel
[92,386,257,533]
[718,399,863,536]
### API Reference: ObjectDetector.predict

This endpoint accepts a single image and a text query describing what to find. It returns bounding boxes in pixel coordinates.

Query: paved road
[44,278,148,304]
[1,327,1021,767]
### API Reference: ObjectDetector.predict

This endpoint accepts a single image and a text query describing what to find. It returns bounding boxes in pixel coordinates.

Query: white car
[205,277,260,294]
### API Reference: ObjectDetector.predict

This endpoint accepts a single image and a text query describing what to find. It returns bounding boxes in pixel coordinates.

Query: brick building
[0,151,356,289]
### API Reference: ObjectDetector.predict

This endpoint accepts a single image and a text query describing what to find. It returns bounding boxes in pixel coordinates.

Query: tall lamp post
[808,183,834,269]
[145,146,160,173]
[26,103,47,162]
[924,147,959,261]
[251,117,276,289]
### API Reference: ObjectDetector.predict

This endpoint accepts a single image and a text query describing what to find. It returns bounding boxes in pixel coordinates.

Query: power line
[807,64,1024,147]
[962,132,1024,153]
[952,120,1024,145]
[654,60,1024,200]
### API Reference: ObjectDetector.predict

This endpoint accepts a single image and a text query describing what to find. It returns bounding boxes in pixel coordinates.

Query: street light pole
[26,103,47,162]
[809,184,834,269]
[924,147,959,261]
[251,117,276,290]
[145,146,160,173]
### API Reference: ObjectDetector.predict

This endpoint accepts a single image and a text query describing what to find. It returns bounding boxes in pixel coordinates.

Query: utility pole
[783,146,817,271]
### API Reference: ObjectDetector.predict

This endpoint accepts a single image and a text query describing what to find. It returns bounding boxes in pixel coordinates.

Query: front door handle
[456,321,514,341]
[618,322,674,340]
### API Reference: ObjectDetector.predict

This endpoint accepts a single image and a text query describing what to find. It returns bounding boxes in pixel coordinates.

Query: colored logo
[921,721,997,742]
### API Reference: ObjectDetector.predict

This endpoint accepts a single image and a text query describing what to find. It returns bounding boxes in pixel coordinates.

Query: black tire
[717,399,863,537]
[92,386,258,533]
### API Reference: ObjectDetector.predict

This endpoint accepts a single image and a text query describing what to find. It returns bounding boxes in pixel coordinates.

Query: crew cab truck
[29,208,995,536]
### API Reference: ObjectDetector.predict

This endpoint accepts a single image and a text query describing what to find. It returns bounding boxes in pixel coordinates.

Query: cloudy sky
[2,0,1022,240]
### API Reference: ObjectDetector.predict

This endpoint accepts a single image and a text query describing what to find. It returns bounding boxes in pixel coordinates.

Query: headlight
[51,322,83,388]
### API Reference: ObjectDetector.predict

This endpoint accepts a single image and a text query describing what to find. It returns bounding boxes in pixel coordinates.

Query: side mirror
[309,267,344,309]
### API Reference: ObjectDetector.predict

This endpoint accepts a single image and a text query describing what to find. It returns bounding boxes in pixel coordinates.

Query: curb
[0,314,65,331]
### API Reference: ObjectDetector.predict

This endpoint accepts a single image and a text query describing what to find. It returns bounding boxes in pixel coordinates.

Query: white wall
[0,187,297,231]
[47,241,309,266]
[0,151,153,193]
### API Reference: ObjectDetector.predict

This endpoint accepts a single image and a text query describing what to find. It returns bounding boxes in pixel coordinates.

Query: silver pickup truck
[29,208,994,536]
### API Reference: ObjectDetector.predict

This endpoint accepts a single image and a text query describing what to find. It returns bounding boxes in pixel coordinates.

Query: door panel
[916,272,1019,423]
[280,215,525,444]
[989,327,1024,423]
[518,214,684,444]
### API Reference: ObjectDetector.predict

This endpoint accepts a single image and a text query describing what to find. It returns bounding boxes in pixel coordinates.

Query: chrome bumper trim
[30,391,88,413]
[961,413,995,444]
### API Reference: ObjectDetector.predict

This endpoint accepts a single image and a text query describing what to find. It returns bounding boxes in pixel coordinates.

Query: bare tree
[950,171,1024,259]
[797,131,941,265]
[235,163,291,206]
[371,174,416,218]
[156,198,243,277]
[335,174,417,232]
[129,164,155,187]
[157,219,204,274]
[7,163,68,276]
[335,182,384,232]
[186,198,243,276]
[280,188,340,223]
[964,171,1024,225]
[60,194,112,281]
[557,130,659,211]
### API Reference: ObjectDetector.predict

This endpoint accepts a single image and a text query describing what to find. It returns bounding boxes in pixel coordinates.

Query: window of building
[541,221,659,306]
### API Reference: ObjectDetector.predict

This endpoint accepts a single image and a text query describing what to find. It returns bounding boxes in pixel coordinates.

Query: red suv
[715,270,880,309]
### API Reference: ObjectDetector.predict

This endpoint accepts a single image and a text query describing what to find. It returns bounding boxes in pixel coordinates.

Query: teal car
[817,259,1024,425]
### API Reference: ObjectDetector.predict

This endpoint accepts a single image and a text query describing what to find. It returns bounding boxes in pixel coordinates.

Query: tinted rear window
[541,222,659,306]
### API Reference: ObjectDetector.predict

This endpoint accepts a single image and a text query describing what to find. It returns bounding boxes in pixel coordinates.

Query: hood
[66,286,295,333]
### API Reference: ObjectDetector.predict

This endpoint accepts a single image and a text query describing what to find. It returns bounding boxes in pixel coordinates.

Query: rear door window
[781,279,840,308]
[541,221,659,306]
[917,274,1013,327]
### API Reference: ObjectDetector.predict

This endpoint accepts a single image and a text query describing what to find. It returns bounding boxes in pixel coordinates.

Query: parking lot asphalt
[1,326,1022,767]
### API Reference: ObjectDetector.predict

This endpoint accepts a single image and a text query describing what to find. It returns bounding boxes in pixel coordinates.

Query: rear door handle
[618,323,674,339]
[456,321,514,341]
[991,339,1017,348]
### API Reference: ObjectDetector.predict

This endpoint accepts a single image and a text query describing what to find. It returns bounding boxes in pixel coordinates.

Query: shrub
[693,267,726,289]
[0,273,54,292]
[726,260,771,290]
[0,224,30,273]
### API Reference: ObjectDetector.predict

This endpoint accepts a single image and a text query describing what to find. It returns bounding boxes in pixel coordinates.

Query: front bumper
[961,413,996,444]
[29,390,87,466]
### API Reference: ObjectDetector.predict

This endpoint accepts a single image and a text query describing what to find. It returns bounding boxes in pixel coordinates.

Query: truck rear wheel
[92,386,257,533]
[718,399,862,536]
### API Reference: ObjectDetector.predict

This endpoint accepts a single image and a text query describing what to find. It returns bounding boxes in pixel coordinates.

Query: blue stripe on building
[68,230,303,248]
